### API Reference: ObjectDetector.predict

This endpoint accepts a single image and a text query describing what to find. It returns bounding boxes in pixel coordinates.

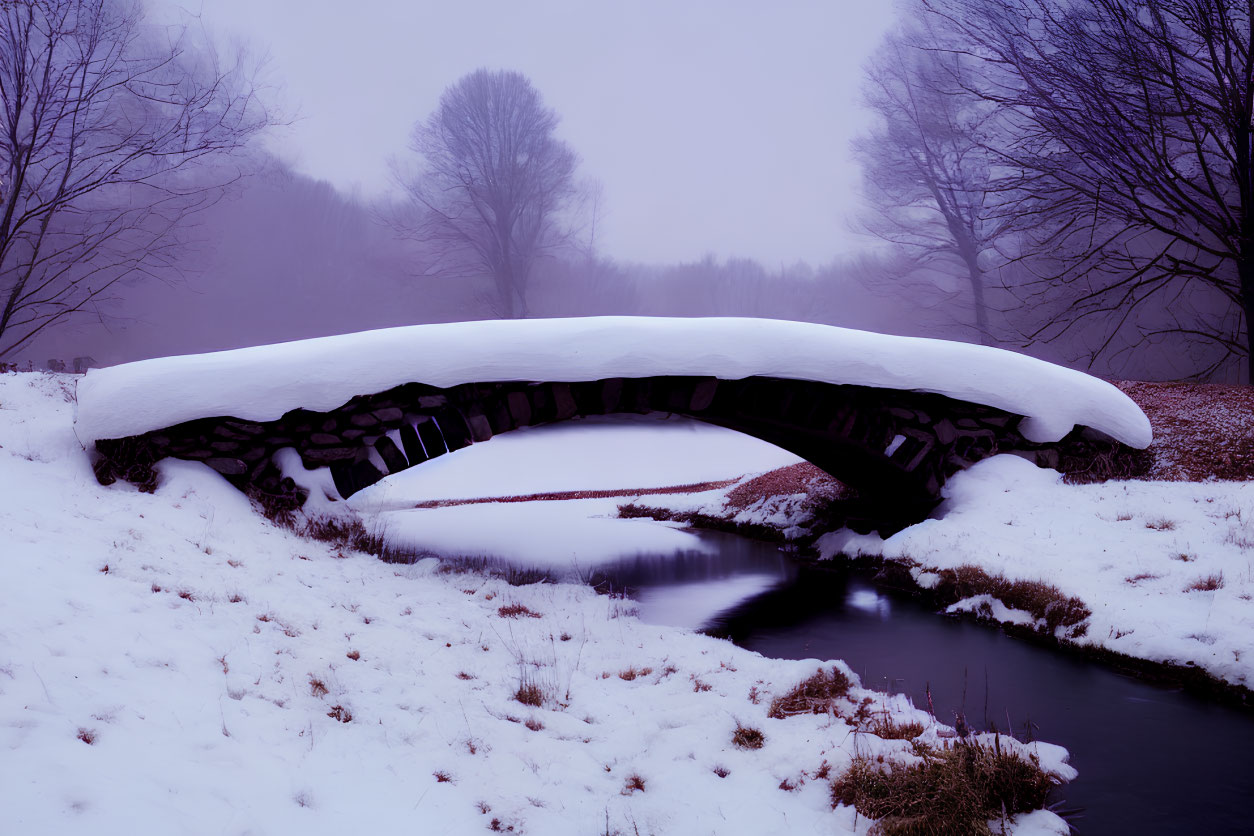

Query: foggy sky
[174,0,896,266]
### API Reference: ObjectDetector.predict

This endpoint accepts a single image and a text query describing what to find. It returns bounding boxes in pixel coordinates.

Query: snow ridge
[74,317,1152,447]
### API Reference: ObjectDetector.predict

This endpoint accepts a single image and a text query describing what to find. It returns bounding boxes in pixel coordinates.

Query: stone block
[310,433,341,446]
[350,458,384,492]
[506,391,532,426]
[205,457,247,476]
[350,413,380,428]
[435,409,473,451]
[302,447,357,465]
[374,436,409,473]
[467,412,493,443]
[551,383,577,420]
[375,407,404,424]
[689,379,719,412]
[400,424,428,464]
[417,418,447,457]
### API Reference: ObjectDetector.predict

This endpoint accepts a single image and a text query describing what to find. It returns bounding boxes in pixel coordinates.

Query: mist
[5,0,1248,383]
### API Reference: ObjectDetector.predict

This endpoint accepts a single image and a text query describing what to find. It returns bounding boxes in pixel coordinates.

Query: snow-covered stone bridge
[76,318,1152,533]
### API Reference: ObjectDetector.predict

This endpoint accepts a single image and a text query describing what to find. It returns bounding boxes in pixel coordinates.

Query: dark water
[590,532,1254,836]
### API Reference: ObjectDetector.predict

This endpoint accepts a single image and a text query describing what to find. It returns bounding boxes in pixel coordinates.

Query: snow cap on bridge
[74,317,1152,448]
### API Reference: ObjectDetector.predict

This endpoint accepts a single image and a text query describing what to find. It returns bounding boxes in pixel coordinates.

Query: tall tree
[929,0,1254,381]
[0,0,269,358]
[400,69,577,318]
[855,26,1010,345]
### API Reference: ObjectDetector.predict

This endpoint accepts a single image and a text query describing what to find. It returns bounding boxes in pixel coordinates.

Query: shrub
[830,739,1055,836]
[768,667,852,718]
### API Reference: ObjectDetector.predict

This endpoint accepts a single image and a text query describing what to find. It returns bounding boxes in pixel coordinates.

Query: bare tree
[0,0,269,358]
[928,0,1254,382]
[400,69,577,318]
[854,25,1013,345]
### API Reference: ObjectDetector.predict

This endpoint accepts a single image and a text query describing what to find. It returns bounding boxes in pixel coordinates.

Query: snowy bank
[74,317,1151,448]
[816,456,1254,691]
[1,372,1073,834]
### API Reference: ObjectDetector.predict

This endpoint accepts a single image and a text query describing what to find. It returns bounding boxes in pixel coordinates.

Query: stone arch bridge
[87,370,1147,534]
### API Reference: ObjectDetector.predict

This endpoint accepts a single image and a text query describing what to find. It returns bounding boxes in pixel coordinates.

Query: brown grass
[768,667,853,718]
[433,770,454,783]
[1115,380,1254,482]
[621,773,646,794]
[618,666,653,681]
[497,603,542,619]
[938,565,1090,634]
[732,724,766,750]
[1125,572,1161,585]
[1186,573,1225,592]
[77,727,96,745]
[868,718,928,741]
[725,462,849,510]
[524,716,544,732]
[831,739,1055,836]
[309,676,329,698]
[326,705,352,723]
[346,650,360,661]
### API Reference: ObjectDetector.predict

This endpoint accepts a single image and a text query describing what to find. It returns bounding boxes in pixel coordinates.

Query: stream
[517,530,1254,835]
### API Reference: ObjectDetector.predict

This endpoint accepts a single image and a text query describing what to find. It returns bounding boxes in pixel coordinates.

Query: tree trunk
[1241,257,1254,384]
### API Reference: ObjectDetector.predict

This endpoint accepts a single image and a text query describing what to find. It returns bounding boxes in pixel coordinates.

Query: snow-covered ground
[818,456,1254,690]
[0,373,1073,834]
[349,414,803,508]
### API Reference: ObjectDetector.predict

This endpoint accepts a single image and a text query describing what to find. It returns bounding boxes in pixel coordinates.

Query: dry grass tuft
[300,515,384,555]
[732,724,766,750]
[831,739,1055,836]
[346,650,360,661]
[524,716,544,732]
[1144,518,1177,531]
[712,765,730,778]
[617,666,653,681]
[308,676,329,698]
[326,705,352,723]
[939,565,1090,633]
[869,718,928,741]
[77,727,96,745]
[433,770,454,783]
[1186,573,1225,592]
[621,773,646,794]
[1125,572,1161,585]
[497,603,542,619]
[768,667,853,718]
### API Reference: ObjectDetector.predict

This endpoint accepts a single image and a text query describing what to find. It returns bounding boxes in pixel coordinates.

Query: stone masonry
[91,376,1147,534]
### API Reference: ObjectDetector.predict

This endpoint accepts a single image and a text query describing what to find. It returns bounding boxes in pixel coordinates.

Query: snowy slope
[74,317,1151,447]
[0,373,1072,835]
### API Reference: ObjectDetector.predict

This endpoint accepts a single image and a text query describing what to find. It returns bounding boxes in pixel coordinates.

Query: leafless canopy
[855,25,1012,345]
[401,69,577,319]
[0,0,269,358]
[926,0,1254,381]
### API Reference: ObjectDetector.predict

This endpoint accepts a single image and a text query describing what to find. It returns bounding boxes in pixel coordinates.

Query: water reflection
[693,541,1254,836]
[439,528,1254,834]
